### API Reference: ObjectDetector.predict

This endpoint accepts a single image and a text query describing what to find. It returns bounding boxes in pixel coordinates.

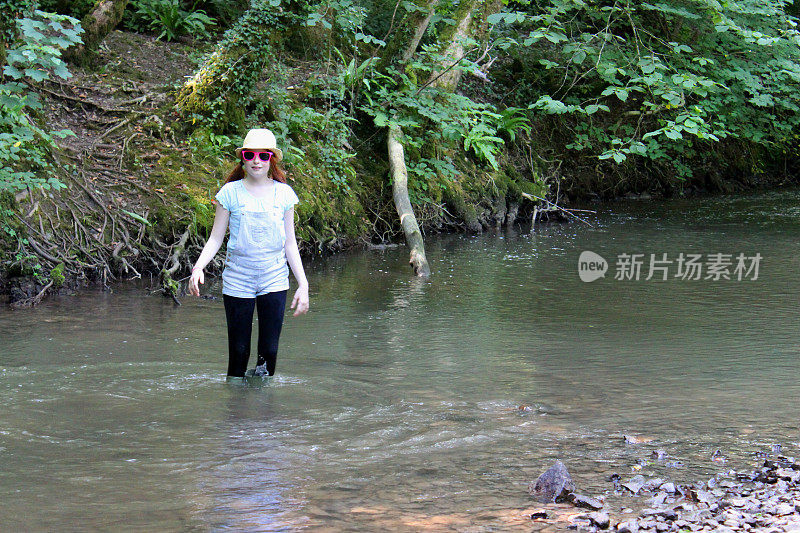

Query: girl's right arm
[189,202,230,297]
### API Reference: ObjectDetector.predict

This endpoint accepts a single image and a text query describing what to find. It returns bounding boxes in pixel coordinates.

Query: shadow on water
[1,188,799,530]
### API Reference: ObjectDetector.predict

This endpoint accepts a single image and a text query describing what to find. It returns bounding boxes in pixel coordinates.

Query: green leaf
[24,69,48,82]
[3,65,23,79]
[121,210,152,226]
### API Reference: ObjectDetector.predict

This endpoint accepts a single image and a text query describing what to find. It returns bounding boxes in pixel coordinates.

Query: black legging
[223,291,287,377]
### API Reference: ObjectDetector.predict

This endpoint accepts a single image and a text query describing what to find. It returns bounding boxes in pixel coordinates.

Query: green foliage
[188,127,239,159]
[176,0,314,131]
[361,64,513,171]
[488,0,800,182]
[0,0,36,45]
[128,0,217,41]
[1,9,82,192]
[36,0,95,19]
[190,0,249,26]
[49,261,65,287]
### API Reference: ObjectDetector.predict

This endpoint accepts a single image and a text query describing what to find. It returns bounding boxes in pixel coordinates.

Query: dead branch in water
[521,192,596,227]
[387,124,431,277]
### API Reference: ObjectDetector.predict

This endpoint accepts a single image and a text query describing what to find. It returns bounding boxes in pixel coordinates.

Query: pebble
[615,451,800,532]
[571,493,604,510]
[529,447,800,533]
[588,511,610,529]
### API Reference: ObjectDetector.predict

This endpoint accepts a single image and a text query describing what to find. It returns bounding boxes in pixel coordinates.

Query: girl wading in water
[189,129,309,378]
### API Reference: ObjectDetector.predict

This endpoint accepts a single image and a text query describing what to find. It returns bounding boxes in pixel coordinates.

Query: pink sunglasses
[242,150,274,162]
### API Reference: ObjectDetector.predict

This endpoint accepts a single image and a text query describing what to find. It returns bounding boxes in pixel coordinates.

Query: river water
[1,189,799,531]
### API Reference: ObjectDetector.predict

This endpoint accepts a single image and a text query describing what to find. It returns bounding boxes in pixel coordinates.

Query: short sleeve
[283,184,299,213]
[214,183,234,212]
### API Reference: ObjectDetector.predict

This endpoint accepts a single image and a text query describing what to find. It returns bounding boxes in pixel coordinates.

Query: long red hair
[225,157,287,184]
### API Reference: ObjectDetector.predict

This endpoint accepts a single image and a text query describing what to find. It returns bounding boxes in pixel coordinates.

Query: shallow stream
[1,189,799,531]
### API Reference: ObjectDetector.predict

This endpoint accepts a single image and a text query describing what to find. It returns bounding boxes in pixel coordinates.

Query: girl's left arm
[284,207,309,316]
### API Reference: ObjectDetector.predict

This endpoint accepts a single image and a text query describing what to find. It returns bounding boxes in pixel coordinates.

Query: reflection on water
[1,189,799,530]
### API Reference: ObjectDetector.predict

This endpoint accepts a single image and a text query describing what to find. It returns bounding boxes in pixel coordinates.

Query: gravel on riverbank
[527,452,800,532]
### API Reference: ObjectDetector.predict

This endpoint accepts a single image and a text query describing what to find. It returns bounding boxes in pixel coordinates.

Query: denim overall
[222,184,290,297]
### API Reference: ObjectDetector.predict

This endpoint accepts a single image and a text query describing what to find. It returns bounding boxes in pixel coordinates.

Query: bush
[127,0,216,41]
[1,9,82,192]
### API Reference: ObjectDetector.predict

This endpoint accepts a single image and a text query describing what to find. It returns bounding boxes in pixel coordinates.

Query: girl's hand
[189,268,204,297]
[291,285,309,316]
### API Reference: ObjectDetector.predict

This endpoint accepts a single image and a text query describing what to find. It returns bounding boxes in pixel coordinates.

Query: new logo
[578,251,608,282]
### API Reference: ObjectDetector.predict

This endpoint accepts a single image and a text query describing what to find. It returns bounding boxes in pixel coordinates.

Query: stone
[623,434,653,444]
[616,519,639,533]
[652,449,667,460]
[638,519,658,529]
[649,492,668,505]
[567,514,592,528]
[529,460,575,503]
[588,511,610,529]
[641,508,678,521]
[774,503,794,515]
[691,489,716,504]
[571,493,605,510]
[776,468,800,482]
[623,475,647,494]
[726,497,747,507]
[644,478,665,491]
[660,482,676,493]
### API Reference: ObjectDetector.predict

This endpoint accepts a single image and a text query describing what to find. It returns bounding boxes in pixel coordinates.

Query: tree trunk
[388,124,431,277]
[426,0,501,90]
[64,0,128,65]
[400,0,438,63]
[378,0,438,70]
[424,0,476,90]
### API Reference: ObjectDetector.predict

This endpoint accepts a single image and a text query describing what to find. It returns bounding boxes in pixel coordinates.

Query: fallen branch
[521,192,595,227]
[388,124,431,277]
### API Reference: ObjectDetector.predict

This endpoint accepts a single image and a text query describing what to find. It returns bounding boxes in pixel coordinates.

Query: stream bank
[3,29,797,307]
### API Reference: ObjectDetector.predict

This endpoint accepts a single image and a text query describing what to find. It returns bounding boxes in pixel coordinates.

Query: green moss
[50,262,65,287]
[147,151,227,238]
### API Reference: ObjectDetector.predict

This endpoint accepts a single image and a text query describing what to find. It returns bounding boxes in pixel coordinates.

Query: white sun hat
[235,128,283,162]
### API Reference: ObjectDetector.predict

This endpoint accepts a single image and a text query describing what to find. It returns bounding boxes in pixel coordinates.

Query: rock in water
[529,460,575,503]
[570,494,605,510]
[588,511,610,529]
[622,475,646,494]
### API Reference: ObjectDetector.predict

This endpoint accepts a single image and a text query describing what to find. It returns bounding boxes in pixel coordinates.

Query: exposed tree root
[9,281,54,309]
[4,68,195,308]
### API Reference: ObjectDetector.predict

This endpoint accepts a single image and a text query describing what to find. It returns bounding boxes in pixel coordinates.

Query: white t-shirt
[215,180,299,252]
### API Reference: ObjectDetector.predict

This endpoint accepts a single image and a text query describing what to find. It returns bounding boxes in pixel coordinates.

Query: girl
[189,128,309,378]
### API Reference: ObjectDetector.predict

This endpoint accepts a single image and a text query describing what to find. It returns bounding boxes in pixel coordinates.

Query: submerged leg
[223,295,256,377]
[255,290,287,376]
